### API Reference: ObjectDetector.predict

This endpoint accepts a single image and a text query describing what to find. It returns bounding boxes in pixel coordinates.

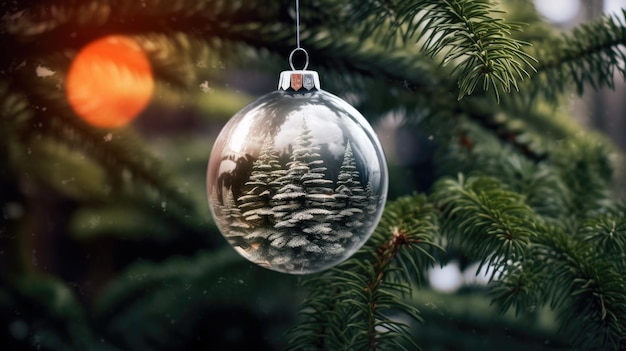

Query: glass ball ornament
[206,69,388,274]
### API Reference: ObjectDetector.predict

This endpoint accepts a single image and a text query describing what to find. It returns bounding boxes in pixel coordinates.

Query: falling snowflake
[35,65,56,78]
[199,80,213,93]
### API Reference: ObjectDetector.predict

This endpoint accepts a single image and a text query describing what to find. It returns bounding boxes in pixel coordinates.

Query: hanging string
[296,0,301,49]
[289,0,309,71]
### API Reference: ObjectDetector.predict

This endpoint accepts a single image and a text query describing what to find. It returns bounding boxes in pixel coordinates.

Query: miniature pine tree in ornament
[206,50,388,274]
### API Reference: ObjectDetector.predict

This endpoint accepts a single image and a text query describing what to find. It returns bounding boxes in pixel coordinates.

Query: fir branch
[95,248,297,350]
[286,194,440,351]
[2,0,536,104]
[532,9,626,100]
[416,0,535,101]
[431,174,536,278]
[579,209,626,270]
[362,225,423,350]
[486,224,562,320]
[5,60,194,211]
[533,227,626,350]
[47,114,194,211]
[284,272,346,350]
[490,218,626,349]
[434,110,588,222]
[461,106,550,162]
[1,0,258,89]
[549,138,614,217]
[352,1,545,107]
[4,0,526,138]
[487,260,543,316]
[1,0,270,45]
[1,273,104,350]
[352,0,536,101]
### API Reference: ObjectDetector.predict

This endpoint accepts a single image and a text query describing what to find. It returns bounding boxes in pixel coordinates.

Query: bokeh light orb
[66,35,154,128]
[534,0,580,24]
[207,70,388,274]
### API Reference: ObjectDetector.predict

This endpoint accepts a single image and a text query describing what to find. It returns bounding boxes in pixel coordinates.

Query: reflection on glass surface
[207,89,388,274]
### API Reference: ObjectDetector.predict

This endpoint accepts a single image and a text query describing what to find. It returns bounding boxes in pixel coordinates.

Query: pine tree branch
[580,208,626,271]
[437,123,572,222]
[94,247,297,350]
[363,226,421,350]
[1,2,216,213]
[487,209,626,350]
[5,60,194,212]
[1,0,275,47]
[1,0,262,90]
[549,138,614,217]
[2,0,537,104]
[531,9,626,100]
[286,195,440,350]
[350,0,536,102]
[416,291,571,349]
[2,274,103,350]
[533,226,626,349]
[431,174,536,278]
[415,0,536,101]
[3,0,543,163]
[460,106,549,162]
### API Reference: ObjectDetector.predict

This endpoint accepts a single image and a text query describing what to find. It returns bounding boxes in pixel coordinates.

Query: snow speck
[199,80,214,93]
[103,133,113,142]
[61,177,75,185]
[32,249,38,267]
[35,65,56,78]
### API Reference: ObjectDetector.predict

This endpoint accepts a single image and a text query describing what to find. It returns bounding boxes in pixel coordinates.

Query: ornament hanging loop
[289,0,308,71]
[289,47,309,71]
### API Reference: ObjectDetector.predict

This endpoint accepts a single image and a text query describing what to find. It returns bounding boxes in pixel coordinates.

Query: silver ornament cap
[278,70,321,92]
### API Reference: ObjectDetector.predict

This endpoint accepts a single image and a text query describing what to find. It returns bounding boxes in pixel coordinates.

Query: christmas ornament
[206,1,388,274]
[66,35,154,128]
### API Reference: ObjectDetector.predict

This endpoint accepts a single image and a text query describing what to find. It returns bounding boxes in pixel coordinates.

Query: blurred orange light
[66,35,154,128]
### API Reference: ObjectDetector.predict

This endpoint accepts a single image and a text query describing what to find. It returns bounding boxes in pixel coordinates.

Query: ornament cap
[278,70,320,92]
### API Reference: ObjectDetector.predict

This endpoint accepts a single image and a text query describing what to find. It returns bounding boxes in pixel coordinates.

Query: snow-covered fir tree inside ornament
[206,2,387,274]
